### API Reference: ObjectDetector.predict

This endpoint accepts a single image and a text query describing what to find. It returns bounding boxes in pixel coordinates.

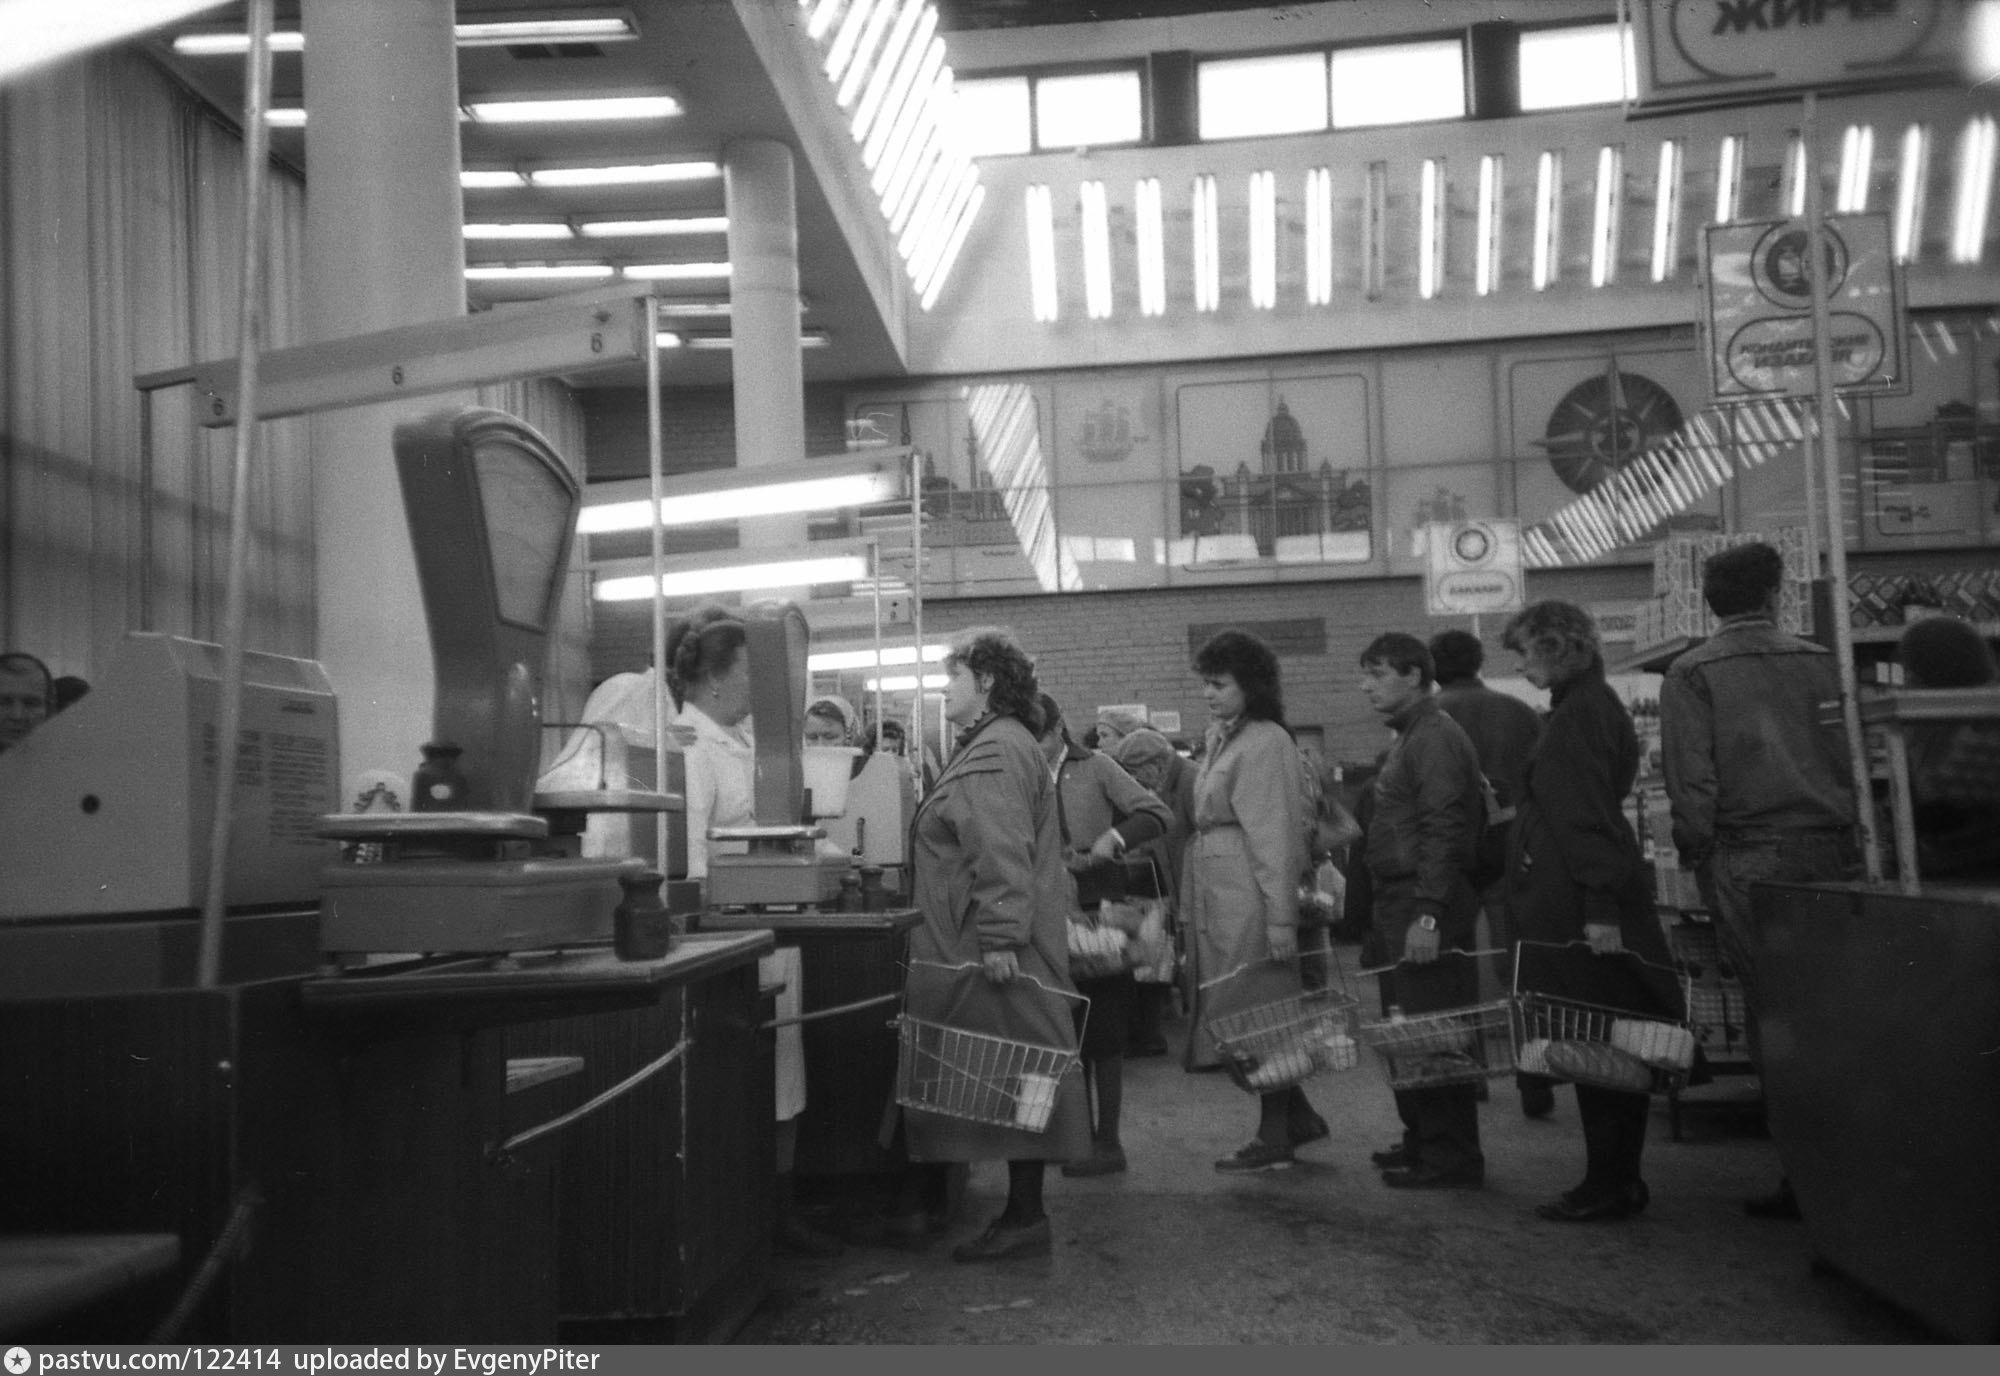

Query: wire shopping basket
[1511,941,1696,1096]
[893,966,1087,1132]
[1355,948,1515,1090]
[1202,955,1362,1094]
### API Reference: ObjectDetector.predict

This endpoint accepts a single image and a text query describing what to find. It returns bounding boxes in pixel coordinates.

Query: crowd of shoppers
[870,538,1920,1262]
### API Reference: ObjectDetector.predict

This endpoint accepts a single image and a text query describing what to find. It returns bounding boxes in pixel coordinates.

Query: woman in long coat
[900,626,1091,1262]
[1502,600,1682,1223]
[1183,629,1324,1173]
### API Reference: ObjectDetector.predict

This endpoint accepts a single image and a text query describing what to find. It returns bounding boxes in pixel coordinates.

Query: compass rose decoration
[1533,357,1684,497]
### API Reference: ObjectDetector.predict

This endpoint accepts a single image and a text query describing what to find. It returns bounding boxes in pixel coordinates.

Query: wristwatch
[1416,914,1438,932]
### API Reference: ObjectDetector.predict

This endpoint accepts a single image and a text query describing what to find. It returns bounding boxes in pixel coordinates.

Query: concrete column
[723,140,809,549]
[301,0,465,804]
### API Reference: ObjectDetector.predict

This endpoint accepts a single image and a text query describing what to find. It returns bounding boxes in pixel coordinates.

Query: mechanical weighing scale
[315,405,682,954]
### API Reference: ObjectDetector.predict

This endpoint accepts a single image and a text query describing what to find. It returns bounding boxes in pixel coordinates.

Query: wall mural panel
[1173,373,1373,569]
[845,314,1995,601]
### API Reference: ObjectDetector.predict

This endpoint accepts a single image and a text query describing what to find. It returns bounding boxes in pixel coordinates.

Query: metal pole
[645,296,670,871]
[196,0,275,988]
[1801,93,1884,885]
[907,446,925,793]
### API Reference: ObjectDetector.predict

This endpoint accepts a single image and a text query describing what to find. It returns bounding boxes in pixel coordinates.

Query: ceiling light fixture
[463,223,577,240]
[172,9,639,55]
[654,331,684,349]
[461,169,528,189]
[454,9,640,47]
[463,264,617,280]
[528,160,720,187]
[264,107,307,128]
[623,262,732,280]
[463,95,680,124]
[680,332,832,350]
[579,217,728,237]
[597,555,871,602]
[581,460,895,534]
[809,643,948,673]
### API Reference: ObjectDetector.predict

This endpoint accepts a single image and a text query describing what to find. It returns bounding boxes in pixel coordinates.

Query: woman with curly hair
[894,626,1091,1261]
[1184,629,1325,1172]
[1502,600,1681,1222]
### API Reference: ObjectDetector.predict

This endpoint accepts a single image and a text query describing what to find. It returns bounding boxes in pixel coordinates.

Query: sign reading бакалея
[1630,0,1965,108]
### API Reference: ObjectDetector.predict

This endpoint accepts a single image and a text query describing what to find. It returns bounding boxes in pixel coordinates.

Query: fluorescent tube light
[529,161,720,187]
[454,11,640,46]
[1838,124,1875,213]
[809,644,948,672]
[1137,177,1167,316]
[173,29,306,56]
[173,11,639,55]
[1026,184,1059,323]
[1080,181,1114,320]
[676,333,832,351]
[264,107,307,128]
[1651,140,1681,283]
[623,262,732,280]
[1475,155,1501,296]
[463,264,616,280]
[464,223,576,240]
[1250,170,1278,309]
[1952,115,1997,263]
[583,475,891,535]
[1895,124,1930,263]
[579,217,727,238]
[918,183,985,312]
[597,555,872,601]
[464,96,680,124]
[461,169,528,189]
[1715,135,1742,224]
[1785,133,1808,218]
[1418,159,1443,299]
[1193,174,1220,312]
[655,332,684,349]
[1590,144,1622,288]
[836,0,904,109]
[1533,150,1561,290]
[865,674,947,693]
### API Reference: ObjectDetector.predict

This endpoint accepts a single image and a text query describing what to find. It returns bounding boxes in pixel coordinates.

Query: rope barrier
[760,990,901,1032]
[151,1185,261,1342]
[491,1037,690,1162]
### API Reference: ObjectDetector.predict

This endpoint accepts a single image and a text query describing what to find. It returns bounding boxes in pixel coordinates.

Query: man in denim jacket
[1660,541,1857,1219]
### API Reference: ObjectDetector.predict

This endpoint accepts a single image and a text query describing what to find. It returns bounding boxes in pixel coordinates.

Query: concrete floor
[739,995,1937,1344]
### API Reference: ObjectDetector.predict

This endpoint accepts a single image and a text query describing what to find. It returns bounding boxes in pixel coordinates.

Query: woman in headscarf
[1037,694,1170,1178]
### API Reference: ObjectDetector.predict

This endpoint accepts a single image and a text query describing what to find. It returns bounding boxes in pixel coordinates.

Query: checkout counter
[0,406,774,1343]
[1752,687,2000,1344]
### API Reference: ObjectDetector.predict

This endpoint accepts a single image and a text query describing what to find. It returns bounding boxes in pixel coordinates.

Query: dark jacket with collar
[1364,694,1484,930]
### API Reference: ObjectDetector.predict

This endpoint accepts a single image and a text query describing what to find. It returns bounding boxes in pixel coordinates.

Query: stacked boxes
[1847,569,2000,629]
[1633,529,1812,647]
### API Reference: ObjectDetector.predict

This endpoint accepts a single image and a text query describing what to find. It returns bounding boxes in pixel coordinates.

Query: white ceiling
[145,0,933,389]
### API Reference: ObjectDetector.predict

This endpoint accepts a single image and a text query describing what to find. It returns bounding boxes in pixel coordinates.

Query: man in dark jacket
[1429,628,1553,1119]
[1661,542,1857,1219]
[1358,633,1490,1190]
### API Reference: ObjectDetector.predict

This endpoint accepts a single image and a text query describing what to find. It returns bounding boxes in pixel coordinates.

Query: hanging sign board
[1701,213,1906,401]
[1425,520,1526,617]
[1627,0,1965,110]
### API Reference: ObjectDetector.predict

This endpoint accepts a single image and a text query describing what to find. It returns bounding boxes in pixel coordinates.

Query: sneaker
[1369,1143,1418,1170]
[950,1215,1052,1263]
[1061,1142,1128,1177]
[1214,1140,1295,1173]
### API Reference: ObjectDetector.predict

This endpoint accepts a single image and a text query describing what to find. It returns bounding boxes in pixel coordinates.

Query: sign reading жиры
[1629,0,1966,109]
